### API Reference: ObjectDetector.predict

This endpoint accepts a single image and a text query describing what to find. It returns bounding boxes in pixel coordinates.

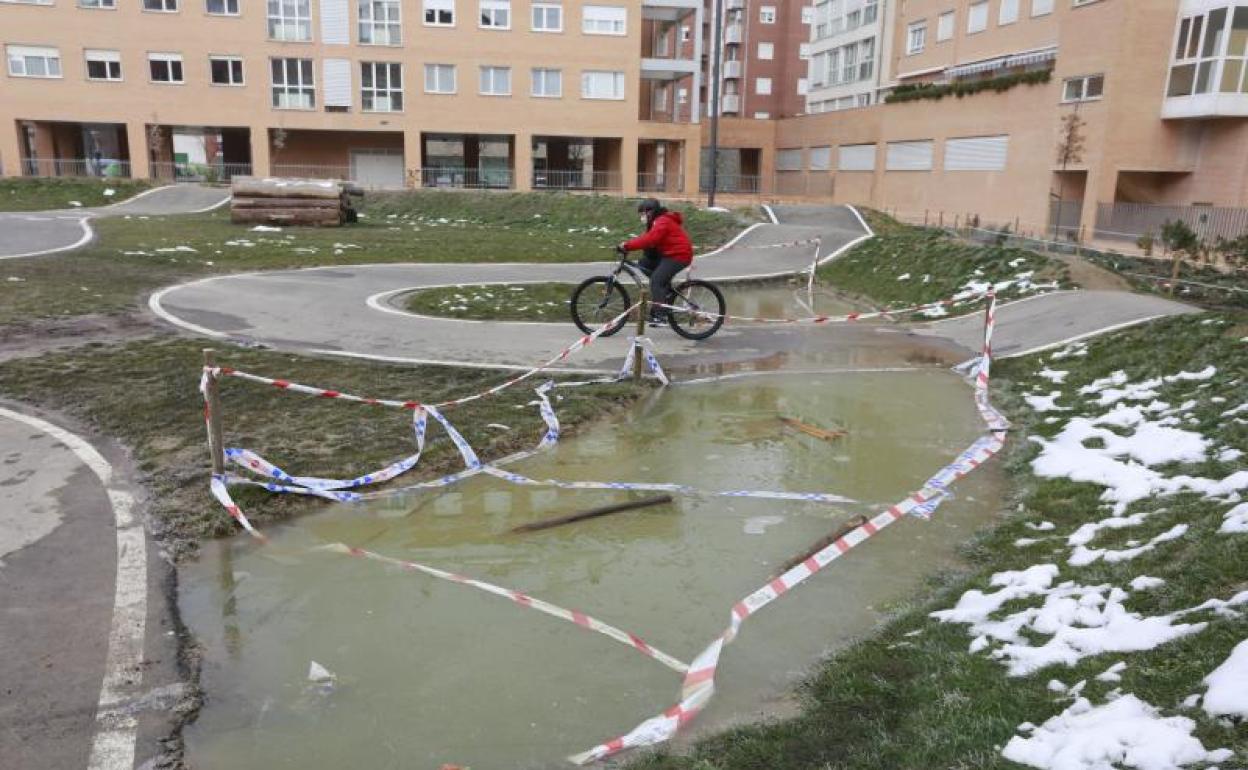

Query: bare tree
[1052,109,1086,242]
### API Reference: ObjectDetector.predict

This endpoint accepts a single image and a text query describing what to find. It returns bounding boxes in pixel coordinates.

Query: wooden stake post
[203,349,226,475]
[633,289,649,382]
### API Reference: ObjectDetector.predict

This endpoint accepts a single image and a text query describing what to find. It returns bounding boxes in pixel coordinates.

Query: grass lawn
[818,211,1075,317]
[0,190,750,328]
[403,282,574,321]
[1084,250,1248,311]
[0,176,152,211]
[629,312,1248,769]
[0,336,644,558]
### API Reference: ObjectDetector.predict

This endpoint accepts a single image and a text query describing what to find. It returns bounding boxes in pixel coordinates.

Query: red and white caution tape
[651,291,989,327]
[568,293,1007,765]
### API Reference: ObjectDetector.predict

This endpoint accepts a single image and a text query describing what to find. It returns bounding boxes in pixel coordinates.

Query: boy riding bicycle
[617,198,693,325]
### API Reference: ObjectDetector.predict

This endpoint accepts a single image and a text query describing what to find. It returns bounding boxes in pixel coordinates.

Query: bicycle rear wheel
[667,279,726,340]
[570,277,631,337]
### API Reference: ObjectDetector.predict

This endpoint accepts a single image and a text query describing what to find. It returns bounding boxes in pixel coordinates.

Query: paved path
[0,403,182,770]
[151,204,1194,372]
[0,184,230,259]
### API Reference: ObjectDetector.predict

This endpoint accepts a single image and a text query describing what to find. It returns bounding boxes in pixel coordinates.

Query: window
[268,0,312,40]
[809,146,832,170]
[796,77,808,95]
[681,25,690,42]
[759,5,775,24]
[479,65,511,95]
[6,46,62,78]
[937,11,954,41]
[361,61,402,110]
[838,144,876,171]
[753,111,770,118]
[1,0,52,5]
[479,0,509,28]
[582,5,625,35]
[999,0,1018,25]
[885,140,934,171]
[148,53,184,83]
[531,67,561,96]
[423,0,453,25]
[85,49,122,81]
[757,42,774,60]
[799,42,811,59]
[144,0,177,10]
[1032,0,1053,15]
[801,5,813,24]
[80,0,118,9]
[945,135,1009,171]
[1168,7,1244,98]
[532,1,561,31]
[1062,74,1104,102]
[360,0,402,44]
[425,63,456,92]
[581,69,624,99]
[776,149,802,171]
[755,76,772,95]
[967,1,988,33]
[907,21,926,55]
[864,0,878,23]
[210,55,244,85]
[206,0,238,14]
[1220,7,1248,94]
[271,57,314,107]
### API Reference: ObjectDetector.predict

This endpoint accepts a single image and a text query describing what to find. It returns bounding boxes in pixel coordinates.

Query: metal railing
[150,161,252,183]
[21,157,132,178]
[1095,201,1248,244]
[637,172,685,193]
[269,163,353,181]
[419,166,514,189]
[532,169,622,191]
[699,173,761,194]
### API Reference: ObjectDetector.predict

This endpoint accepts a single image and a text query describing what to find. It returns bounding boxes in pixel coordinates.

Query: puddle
[724,284,858,321]
[181,369,1003,769]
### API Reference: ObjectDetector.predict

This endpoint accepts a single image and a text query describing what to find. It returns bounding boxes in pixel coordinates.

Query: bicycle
[569,248,727,341]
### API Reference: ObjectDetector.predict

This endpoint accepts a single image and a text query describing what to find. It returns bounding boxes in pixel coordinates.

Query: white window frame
[148,52,184,84]
[85,49,122,81]
[531,67,562,97]
[1,0,53,5]
[757,42,774,60]
[999,0,1019,25]
[1031,0,1054,15]
[907,21,926,55]
[209,54,245,86]
[6,46,63,78]
[424,62,456,93]
[479,64,511,95]
[799,42,811,59]
[361,60,403,111]
[1062,73,1104,102]
[582,4,625,35]
[268,0,313,41]
[937,11,954,41]
[967,1,988,33]
[531,1,561,32]
[796,76,808,95]
[755,76,772,95]
[205,0,238,14]
[479,0,510,28]
[759,4,775,24]
[423,0,454,26]
[580,69,624,99]
[79,0,118,9]
[360,0,403,45]
[271,57,315,108]
[143,0,178,11]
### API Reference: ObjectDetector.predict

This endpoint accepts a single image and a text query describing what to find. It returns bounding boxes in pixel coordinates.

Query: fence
[1095,202,1248,244]
[21,156,133,178]
[531,169,622,192]
[637,172,685,193]
[150,161,253,183]
[419,166,514,190]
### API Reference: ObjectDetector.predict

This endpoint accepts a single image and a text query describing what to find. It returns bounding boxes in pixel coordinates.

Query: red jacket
[623,211,694,264]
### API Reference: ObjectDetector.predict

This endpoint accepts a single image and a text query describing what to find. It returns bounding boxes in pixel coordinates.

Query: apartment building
[701,0,811,119]
[806,0,895,114]
[0,0,705,194]
[711,0,1248,245]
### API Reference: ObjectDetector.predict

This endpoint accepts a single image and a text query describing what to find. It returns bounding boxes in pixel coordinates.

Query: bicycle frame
[603,252,693,303]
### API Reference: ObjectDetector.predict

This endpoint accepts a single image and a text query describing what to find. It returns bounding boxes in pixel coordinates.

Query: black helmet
[637,198,663,215]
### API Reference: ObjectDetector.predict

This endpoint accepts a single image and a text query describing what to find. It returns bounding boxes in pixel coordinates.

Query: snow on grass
[1202,638,1248,719]
[1001,694,1233,770]
[1068,523,1189,567]
[1039,368,1069,385]
[1219,502,1248,534]
[1025,392,1068,413]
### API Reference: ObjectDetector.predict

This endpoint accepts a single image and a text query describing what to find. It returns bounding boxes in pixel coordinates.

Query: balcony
[1163,5,1248,119]
[725,23,743,44]
[721,94,740,113]
[722,60,742,79]
[726,0,743,9]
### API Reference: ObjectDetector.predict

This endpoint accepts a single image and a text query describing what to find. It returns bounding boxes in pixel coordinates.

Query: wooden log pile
[230,176,363,227]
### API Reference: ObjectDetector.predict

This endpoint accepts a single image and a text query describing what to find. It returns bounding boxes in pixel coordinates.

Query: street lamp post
[707,0,724,208]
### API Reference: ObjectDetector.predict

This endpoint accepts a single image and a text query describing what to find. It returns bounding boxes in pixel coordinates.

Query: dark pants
[639,249,685,317]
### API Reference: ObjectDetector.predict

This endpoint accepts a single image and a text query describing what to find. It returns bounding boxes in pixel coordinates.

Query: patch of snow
[1164,367,1216,383]
[1039,368,1070,385]
[6,276,26,283]
[1067,511,1152,547]
[1096,661,1127,683]
[1068,524,1189,567]
[103,188,115,197]
[1028,521,1058,532]
[251,225,283,232]
[1202,639,1248,719]
[1016,538,1044,547]
[896,273,911,281]
[922,304,948,318]
[1001,694,1233,770]
[1219,502,1248,534]
[1026,392,1069,413]
[1129,576,1165,591]
[1217,448,1243,463]
[68,200,82,207]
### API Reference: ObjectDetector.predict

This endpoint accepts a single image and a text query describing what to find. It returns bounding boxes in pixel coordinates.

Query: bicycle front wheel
[570,277,632,337]
[668,279,726,340]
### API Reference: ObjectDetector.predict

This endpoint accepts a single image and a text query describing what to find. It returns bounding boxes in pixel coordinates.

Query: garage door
[351,150,405,189]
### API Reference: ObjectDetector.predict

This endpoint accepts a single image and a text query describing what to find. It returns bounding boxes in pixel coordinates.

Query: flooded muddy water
[181,366,1003,769]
